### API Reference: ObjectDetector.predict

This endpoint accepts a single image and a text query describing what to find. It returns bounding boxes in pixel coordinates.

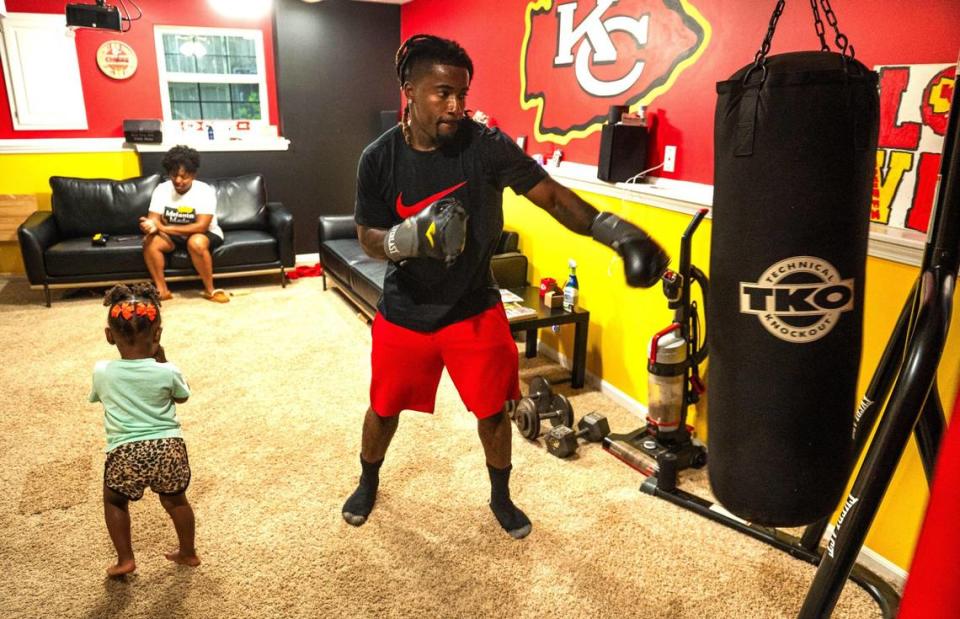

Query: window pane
[169,83,199,101]
[201,102,232,120]
[196,55,228,74]
[230,84,260,103]
[202,35,225,55]
[165,53,197,73]
[233,102,261,120]
[228,55,258,75]
[227,36,255,57]
[200,83,230,102]
[171,102,202,120]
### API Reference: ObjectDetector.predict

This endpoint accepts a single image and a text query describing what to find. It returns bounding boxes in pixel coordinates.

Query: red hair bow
[110,301,157,322]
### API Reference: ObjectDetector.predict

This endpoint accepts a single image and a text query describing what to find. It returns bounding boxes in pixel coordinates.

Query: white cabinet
[0,13,87,130]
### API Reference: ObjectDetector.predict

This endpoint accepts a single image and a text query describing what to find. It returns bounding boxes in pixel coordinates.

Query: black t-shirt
[355,119,547,332]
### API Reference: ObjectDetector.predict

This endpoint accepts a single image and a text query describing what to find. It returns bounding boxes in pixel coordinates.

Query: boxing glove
[590,212,670,288]
[384,197,468,266]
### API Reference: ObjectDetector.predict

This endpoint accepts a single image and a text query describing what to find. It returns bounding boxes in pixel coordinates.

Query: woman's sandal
[202,289,230,303]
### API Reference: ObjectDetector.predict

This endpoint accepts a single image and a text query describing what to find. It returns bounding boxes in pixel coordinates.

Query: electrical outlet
[663,145,677,173]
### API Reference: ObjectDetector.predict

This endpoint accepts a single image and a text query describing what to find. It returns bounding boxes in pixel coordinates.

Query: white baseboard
[535,340,647,421]
[536,340,908,591]
[822,524,908,591]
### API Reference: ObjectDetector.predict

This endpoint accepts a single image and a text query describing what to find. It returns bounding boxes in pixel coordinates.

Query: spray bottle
[563,258,579,311]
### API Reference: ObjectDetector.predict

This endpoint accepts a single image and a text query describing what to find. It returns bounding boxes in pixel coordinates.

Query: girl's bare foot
[106,559,136,577]
[164,549,201,567]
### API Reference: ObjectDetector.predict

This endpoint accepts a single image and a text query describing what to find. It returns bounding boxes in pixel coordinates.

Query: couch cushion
[321,239,370,284]
[45,235,147,277]
[320,239,385,310]
[50,175,161,238]
[205,174,267,232]
[166,230,278,269]
[350,258,387,310]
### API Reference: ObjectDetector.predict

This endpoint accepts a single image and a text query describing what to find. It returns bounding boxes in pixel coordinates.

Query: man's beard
[436,120,460,146]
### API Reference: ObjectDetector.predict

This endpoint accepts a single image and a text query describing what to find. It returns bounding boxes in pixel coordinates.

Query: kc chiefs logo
[521,0,710,143]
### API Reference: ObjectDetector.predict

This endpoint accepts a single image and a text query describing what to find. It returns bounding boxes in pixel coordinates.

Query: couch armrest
[266,202,295,267]
[491,252,528,290]
[17,211,59,285]
[318,215,357,244]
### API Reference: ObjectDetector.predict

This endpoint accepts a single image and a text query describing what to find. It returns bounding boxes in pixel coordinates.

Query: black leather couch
[18,173,294,306]
[318,214,528,319]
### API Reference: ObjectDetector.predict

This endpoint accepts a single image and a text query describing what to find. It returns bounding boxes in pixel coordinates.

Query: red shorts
[370,304,521,419]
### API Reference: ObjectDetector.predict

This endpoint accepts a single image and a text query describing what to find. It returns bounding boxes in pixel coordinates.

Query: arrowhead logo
[395,181,467,218]
[425,221,436,248]
[520,0,710,144]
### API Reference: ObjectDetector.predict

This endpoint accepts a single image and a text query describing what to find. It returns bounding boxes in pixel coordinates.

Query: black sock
[342,456,383,526]
[487,464,532,539]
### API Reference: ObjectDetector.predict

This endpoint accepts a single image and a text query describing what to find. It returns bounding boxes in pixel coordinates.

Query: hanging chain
[747,0,857,83]
[809,0,829,52]
[752,0,786,69]
[819,0,855,60]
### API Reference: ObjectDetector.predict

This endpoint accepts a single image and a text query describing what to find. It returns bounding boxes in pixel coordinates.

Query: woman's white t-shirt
[148,180,223,239]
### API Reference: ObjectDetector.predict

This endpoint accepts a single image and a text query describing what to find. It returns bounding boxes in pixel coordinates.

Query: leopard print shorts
[104,437,191,501]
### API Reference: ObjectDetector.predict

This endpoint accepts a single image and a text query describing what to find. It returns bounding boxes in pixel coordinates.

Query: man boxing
[343,34,669,538]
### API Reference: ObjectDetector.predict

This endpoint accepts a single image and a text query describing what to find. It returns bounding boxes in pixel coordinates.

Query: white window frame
[0,12,87,130]
[154,25,270,124]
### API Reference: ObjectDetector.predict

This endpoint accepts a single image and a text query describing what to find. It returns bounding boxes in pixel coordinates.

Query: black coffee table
[506,286,589,389]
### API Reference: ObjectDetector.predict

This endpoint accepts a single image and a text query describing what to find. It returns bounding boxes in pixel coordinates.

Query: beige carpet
[0,276,886,618]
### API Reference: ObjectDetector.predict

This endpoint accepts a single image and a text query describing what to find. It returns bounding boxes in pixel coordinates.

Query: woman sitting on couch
[139,145,229,303]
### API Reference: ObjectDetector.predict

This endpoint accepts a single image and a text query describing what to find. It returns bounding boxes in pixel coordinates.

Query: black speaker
[380,110,398,134]
[597,124,648,183]
[123,119,162,144]
[66,3,122,31]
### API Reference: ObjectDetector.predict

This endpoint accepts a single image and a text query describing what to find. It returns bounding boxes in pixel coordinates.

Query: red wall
[0,0,278,139]
[402,0,958,185]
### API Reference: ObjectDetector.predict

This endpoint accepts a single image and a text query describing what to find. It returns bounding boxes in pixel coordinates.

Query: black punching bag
[707,4,879,526]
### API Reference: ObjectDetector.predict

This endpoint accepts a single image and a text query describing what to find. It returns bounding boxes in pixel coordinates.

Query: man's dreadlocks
[395,34,474,144]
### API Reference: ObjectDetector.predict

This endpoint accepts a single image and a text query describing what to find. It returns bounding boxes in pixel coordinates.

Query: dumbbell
[504,375,551,421]
[514,376,575,440]
[545,412,610,458]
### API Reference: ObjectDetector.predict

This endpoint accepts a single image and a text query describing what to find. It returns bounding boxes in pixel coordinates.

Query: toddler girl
[89,283,200,576]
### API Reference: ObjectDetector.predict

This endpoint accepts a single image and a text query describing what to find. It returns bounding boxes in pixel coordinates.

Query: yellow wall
[0,152,141,273]
[504,188,960,571]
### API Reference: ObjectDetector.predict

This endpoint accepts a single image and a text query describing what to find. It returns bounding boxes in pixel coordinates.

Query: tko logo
[553,0,649,97]
[741,283,853,315]
[739,257,855,344]
[521,0,709,143]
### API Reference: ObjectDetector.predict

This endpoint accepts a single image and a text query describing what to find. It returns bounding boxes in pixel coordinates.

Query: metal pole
[798,54,960,617]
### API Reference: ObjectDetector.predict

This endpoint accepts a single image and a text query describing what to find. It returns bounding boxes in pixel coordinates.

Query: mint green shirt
[89,358,191,453]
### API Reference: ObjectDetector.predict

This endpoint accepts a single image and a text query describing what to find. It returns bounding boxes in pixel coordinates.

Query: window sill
[0,138,127,153]
[130,137,290,153]
[0,136,291,154]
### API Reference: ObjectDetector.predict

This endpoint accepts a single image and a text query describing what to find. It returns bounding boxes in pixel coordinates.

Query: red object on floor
[898,387,960,618]
[285,263,323,280]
